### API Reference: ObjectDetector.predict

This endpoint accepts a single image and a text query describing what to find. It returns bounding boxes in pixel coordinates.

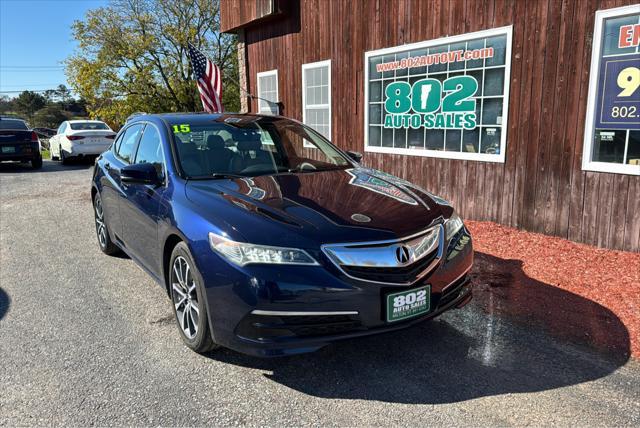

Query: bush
[32,105,71,129]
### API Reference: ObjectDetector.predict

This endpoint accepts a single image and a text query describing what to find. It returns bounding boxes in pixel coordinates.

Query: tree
[64,98,88,116]
[55,84,73,104]
[43,84,73,107]
[0,95,13,114]
[13,91,47,120]
[65,0,239,127]
[32,105,70,129]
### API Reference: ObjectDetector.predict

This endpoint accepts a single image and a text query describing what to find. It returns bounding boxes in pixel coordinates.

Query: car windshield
[0,119,28,130]
[69,122,109,130]
[169,116,351,179]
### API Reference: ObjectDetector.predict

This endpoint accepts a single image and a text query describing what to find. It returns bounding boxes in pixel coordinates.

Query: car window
[170,117,350,178]
[112,131,124,152]
[69,122,110,130]
[57,122,66,134]
[0,119,28,130]
[134,125,165,179]
[115,124,144,164]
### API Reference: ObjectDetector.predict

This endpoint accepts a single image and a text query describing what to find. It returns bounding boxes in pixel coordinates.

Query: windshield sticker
[172,124,191,133]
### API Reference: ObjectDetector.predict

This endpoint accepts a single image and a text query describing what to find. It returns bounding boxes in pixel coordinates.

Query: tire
[169,242,218,353]
[93,192,120,255]
[31,156,43,169]
[60,146,69,165]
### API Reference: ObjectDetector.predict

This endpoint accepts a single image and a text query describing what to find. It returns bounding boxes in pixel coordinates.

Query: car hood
[184,167,447,246]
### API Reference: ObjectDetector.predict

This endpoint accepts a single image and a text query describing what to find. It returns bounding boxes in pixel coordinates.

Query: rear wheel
[169,242,218,353]
[60,146,69,165]
[31,156,42,169]
[93,192,119,255]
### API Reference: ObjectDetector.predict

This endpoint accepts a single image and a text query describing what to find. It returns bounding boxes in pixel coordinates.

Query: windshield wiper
[286,167,314,173]
[211,173,245,179]
[186,173,245,180]
[287,165,348,174]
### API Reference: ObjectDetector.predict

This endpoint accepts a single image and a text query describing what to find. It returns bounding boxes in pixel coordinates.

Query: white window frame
[363,25,513,163]
[302,59,332,141]
[582,4,640,176]
[256,69,279,115]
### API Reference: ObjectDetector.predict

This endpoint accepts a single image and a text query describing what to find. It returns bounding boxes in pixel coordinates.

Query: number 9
[617,67,640,97]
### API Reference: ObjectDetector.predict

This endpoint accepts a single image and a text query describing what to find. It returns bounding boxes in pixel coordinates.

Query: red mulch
[466,220,640,359]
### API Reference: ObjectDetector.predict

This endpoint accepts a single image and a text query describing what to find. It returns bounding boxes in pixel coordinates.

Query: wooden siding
[220,0,286,33]
[229,0,640,252]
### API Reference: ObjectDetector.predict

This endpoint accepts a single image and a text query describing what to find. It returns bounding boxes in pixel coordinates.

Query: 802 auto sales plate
[386,285,431,322]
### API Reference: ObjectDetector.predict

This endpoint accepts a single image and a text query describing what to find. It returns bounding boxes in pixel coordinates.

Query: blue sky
[0,0,107,96]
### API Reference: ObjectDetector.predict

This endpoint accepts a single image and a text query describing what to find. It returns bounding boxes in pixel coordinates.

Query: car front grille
[340,248,440,283]
[286,316,362,337]
[323,225,444,284]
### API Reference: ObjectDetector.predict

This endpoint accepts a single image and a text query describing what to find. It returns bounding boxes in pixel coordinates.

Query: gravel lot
[1,161,639,426]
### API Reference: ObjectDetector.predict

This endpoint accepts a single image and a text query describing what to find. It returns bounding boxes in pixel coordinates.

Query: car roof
[67,119,107,123]
[0,116,27,122]
[129,112,286,126]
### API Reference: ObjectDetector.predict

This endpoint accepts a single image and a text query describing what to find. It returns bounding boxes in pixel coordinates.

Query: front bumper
[196,227,474,357]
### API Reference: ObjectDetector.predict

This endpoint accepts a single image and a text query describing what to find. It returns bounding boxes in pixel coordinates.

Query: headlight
[208,232,319,267]
[445,211,464,242]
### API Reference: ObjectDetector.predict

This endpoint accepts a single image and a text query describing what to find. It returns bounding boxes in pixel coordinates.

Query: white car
[49,120,116,164]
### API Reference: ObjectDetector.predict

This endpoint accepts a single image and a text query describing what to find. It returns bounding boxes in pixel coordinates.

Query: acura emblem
[395,245,411,264]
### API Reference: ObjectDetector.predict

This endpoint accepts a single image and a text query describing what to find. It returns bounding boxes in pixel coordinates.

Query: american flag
[188,43,223,113]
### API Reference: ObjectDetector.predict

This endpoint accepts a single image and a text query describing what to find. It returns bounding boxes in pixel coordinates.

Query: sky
[0,0,107,96]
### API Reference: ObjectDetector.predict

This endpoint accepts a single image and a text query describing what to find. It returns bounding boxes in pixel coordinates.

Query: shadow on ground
[205,252,630,404]
[0,159,93,173]
[0,288,10,320]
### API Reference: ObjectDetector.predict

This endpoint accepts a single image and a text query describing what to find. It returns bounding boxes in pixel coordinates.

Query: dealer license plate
[1,146,16,153]
[386,285,431,322]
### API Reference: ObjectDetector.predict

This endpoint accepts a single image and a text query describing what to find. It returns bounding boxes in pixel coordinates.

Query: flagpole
[225,77,282,114]
[187,42,281,114]
[189,65,281,114]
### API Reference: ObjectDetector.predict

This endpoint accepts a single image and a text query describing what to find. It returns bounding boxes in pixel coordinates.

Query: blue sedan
[91,113,473,357]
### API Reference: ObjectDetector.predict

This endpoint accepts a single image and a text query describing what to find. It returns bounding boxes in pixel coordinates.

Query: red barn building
[220,0,640,251]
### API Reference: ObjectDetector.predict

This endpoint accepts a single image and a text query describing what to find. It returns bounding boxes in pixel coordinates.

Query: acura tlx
[91,113,473,357]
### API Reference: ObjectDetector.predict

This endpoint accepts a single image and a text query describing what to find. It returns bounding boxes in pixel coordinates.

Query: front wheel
[169,242,218,353]
[93,192,119,255]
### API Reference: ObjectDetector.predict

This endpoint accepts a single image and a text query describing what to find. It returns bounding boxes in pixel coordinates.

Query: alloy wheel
[94,195,107,248]
[171,256,200,339]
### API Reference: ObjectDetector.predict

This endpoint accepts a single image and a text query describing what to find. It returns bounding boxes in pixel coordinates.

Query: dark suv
[0,117,43,169]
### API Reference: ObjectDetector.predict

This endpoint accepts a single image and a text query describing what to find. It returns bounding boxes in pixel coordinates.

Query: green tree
[65,0,239,127]
[43,84,73,107]
[0,95,13,114]
[31,104,71,129]
[64,98,88,117]
[55,84,73,104]
[13,91,47,120]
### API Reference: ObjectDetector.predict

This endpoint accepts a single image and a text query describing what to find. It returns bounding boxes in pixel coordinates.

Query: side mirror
[346,150,363,163]
[121,163,161,185]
